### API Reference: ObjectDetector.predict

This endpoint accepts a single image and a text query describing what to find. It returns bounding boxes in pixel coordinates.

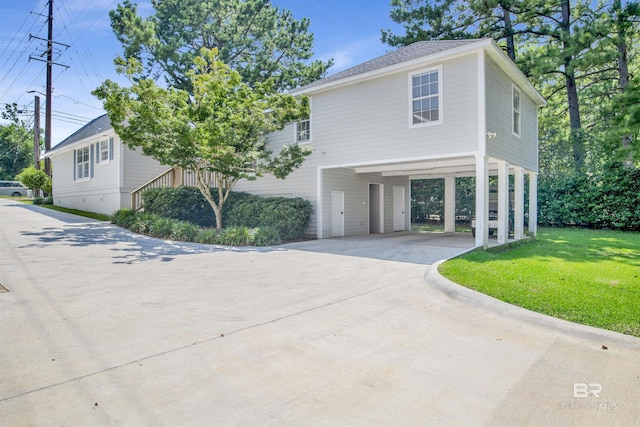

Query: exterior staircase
[130,167,218,211]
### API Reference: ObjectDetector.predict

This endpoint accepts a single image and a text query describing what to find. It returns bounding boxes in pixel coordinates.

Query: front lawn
[438,227,640,337]
[20,199,111,221]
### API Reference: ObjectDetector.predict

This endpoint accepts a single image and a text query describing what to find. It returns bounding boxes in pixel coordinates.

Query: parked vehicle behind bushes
[0,181,28,197]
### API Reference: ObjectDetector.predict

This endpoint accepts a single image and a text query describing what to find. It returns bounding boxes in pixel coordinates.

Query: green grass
[439,227,640,337]
[412,221,472,233]
[22,200,111,221]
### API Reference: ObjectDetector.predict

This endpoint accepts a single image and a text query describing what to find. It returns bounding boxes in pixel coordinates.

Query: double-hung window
[99,139,110,162]
[76,147,90,179]
[410,66,442,126]
[295,119,310,143]
[512,85,521,137]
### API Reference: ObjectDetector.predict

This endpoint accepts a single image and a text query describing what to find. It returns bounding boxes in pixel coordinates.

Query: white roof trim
[293,38,546,108]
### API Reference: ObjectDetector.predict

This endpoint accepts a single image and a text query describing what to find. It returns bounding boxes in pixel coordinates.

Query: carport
[318,152,538,249]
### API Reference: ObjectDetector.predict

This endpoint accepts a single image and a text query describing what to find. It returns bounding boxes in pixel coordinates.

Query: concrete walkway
[1,199,638,426]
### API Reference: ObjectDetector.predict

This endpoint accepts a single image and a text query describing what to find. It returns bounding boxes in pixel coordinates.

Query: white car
[0,181,29,197]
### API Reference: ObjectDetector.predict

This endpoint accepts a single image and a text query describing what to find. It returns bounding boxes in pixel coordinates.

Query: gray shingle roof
[298,39,484,91]
[48,113,112,153]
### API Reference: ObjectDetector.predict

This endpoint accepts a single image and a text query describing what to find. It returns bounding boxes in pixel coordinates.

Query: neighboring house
[234,38,545,248]
[45,114,169,215]
[47,38,545,248]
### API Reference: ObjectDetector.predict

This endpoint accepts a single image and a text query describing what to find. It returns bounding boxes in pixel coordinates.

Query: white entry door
[393,186,405,231]
[331,191,345,237]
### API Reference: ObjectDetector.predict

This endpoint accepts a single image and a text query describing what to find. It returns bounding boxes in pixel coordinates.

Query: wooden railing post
[173,167,183,187]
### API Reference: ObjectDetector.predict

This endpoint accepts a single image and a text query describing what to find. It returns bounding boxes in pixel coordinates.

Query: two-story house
[47,38,544,249]
[234,38,545,248]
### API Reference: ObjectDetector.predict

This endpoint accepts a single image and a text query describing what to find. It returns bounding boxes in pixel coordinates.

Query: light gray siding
[50,131,123,215]
[485,56,539,171]
[121,146,170,193]
[50,134,167,215]
[311,53,479,166]
[321,168,409,238]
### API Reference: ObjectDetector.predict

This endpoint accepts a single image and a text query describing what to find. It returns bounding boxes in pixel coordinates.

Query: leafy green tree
[382,0,521,60]
[16,166,50,196]
[109,0,331,92]
[94,49,311,230]
[0,104,33,180]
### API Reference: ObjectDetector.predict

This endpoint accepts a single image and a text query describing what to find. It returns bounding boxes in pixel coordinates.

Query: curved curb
[425,259,640,350]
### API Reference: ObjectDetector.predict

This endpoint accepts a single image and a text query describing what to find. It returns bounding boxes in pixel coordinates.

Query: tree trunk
[561,0,584,171]
[613,0,633,167]
[194,166,224,230]
[501,4,516,61]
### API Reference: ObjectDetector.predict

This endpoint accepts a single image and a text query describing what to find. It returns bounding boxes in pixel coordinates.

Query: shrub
[142,187,254,227]
[142,187,312,240]
[538,164,640,231]
[149,216,176,238]
[218,226,250,246]
[226,196,312,241]
[112,208,138,229]
[196,228,219,244]
[131,213,155,234]
[16,166,50,196]
[33,197,43,205]
[251,226,281,246]
[170,221,199,241]
[142,187,215,226]
[42,196,53,205]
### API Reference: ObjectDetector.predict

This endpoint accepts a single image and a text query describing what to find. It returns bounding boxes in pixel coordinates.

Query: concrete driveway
[1,198,638,426]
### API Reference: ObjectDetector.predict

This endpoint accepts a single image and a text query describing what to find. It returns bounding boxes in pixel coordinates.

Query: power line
[0,2,48,87]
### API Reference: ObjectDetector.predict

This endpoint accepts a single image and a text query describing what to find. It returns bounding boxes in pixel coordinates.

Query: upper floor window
[512,85,521,137]
[295,119,310,143]
[76,146,90,179]
[410,66,442,126]
[99,139,110,162]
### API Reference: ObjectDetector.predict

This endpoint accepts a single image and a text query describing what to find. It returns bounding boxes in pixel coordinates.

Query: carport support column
[475,155,489,249]
[497,160,510,244]
[514,167,525,240]
[444,176,456,233]
[529,172,538,236]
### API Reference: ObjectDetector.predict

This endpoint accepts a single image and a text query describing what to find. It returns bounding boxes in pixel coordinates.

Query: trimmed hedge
[111,210,282,246]
[226,195,312,241]
[140,187,312,241]
[539,164,640,231]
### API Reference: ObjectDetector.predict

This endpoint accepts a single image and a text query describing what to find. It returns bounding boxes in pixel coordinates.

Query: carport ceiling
[352,156,503,179]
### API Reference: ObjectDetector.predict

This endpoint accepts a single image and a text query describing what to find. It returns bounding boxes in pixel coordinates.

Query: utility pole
[33,95,41,170]
[28,0,69,177]
[44,0,53,177]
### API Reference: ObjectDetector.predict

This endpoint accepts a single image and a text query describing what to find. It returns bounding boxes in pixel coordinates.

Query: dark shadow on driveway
[20,222,285,264]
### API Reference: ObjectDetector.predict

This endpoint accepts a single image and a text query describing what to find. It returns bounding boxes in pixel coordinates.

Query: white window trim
[98,139,110,165]
[76,146,91,181]
[512,84,521,138]
[408,65,443,128]
[294,118,311,143]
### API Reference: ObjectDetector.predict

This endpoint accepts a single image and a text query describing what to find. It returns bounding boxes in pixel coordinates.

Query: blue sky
[0,0,401,146]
